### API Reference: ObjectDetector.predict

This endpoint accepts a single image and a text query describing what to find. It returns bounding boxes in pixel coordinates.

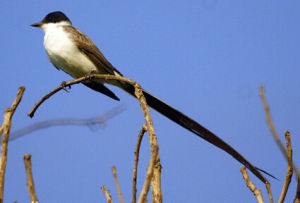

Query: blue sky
[1,1,300,202]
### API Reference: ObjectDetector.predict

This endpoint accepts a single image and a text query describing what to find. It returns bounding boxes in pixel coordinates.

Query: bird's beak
[31,22,43,27]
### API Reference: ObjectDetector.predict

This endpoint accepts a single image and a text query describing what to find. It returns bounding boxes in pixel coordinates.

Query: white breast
[42,23,97,78]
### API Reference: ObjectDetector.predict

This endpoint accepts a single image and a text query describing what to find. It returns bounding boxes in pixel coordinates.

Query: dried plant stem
[259,86,299,175]
[111,166,124,203]
[133,84,159,203]
[241,166,264,203]
[29,74,134,118]
[0,86,25,203]
[24,154,38,203]
[265,182,273,203]
[278,131,293,203]
[132,125,147,203]
[294,175,300,203]
[150,155,162,203]
[259,85,300,202]
[101,185,113,203]
[28,75,162,202]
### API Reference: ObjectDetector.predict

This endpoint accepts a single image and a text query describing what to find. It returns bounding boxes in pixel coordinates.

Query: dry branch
[111,166,124,203]
[279,131,293,203]
[265,182,273,203]
[150,155,162,203]
[28,74,133,117]
[28,75,161,202]
[294,175,300,203]
[132,125,147,203]
[133,84,160,203]
[259,85,300,201]
[259,86,299,175]
[0,86,25,203]
[241,166,264,203]
[24,154,38,203]
[101,185,113,203]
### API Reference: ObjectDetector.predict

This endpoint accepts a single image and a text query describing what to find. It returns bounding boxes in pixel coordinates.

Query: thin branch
[111,166,124,203]
[294,175,300,203]
[10,106,125,141]
[28,74,134,118]
[134,83,159,203]
[0,86,25,203]
[241,166,264,203]
[28,75,161,202]
[0,126,3,139]
[132,125,147,203]
[24,154,38,203]
[259,85,299,175]
[150,155,162,203]
[265,182,273,203]
[279,130,293,203]
[101,185,113,203]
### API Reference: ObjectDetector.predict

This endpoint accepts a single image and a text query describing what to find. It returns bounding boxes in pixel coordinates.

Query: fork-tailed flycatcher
[31,11,268,183]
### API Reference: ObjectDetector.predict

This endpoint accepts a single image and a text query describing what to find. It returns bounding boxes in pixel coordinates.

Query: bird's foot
[86,70,97,80]
[61,81,71,92]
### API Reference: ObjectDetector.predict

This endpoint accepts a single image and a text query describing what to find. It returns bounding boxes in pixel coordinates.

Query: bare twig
[279,131,293,203]
[10,106,125,141]
[111,166,124,203]
[265,182,273,203]
[134,83,159,203]
[101,185,113,203]
[150,155,162,203]
[132,125,147,203]
[259,86,299,175]
[0,127,3,139]
[28,74,133,117]
[241,166,264,203]
[28,75,161,202]
[294,175,300,203]
[259,86,300,202]
[24,154,38,203]
[0,86,25,203]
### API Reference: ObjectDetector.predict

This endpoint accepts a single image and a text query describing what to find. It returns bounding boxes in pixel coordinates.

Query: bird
[31,11,268,183]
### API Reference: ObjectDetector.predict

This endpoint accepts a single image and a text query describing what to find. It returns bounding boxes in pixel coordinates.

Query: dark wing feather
[63,26,122,76]
[63,25,122,100]
[83,81,120,101]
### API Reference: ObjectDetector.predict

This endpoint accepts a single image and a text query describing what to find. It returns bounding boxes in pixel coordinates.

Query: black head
[31,11,71,27]
[42,11,71,24]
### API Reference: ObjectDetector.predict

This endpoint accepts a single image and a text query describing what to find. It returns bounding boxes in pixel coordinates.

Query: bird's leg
[60,81,71,92]
[86,70,97,81]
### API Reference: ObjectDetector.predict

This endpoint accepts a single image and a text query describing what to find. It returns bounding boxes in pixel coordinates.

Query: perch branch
[28,74,132,117]
[28,74,161,202]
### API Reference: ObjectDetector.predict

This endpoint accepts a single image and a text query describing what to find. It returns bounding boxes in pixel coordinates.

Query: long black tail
[122,84,267,183]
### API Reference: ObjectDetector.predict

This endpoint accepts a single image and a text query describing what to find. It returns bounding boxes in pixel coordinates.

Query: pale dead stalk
[241,166,264,203]
[0,86,25,203]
